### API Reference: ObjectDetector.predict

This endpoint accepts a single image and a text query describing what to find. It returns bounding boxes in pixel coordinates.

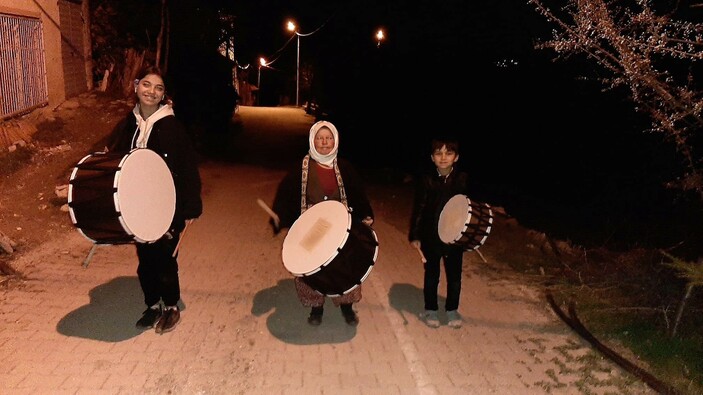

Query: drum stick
[413,244,427,263]
[171,220,192,258]
[474,248,488,263]
[256,198,280,229]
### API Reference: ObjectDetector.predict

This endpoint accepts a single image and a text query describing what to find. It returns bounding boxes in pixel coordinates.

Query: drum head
[115,149,176,242]
[438,194,470,244]
[282,200,351,275]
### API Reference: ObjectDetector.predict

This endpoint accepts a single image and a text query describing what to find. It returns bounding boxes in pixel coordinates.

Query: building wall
[58,1,87,98]
[0,1,67,110]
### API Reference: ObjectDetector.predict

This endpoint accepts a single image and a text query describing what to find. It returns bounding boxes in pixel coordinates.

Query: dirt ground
[0,91,133,280]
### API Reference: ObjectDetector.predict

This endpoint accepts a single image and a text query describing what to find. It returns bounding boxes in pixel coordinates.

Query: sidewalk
[0,156,656,394]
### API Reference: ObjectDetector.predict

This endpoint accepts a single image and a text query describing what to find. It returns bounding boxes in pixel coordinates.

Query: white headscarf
[308,120,339,166]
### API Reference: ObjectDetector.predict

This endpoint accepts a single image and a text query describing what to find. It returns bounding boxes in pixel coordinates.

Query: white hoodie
[131,104,175,149]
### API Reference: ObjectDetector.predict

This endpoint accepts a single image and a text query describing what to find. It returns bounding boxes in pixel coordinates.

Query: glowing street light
[376,29,385,47]
[287,21,300,107]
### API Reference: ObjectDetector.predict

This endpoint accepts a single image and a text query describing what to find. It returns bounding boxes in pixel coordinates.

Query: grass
[542,262,703,394]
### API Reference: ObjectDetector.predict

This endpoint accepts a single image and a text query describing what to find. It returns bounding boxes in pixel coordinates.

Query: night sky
[164,1,701,256]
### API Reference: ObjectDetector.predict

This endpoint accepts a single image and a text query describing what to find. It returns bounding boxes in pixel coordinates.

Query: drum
[282,200,379,297]
[68,148,176,244]
[438,194,493,251]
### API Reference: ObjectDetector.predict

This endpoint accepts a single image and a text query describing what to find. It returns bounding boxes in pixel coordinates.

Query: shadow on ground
[251,278,358,344]
[57,276,145,342]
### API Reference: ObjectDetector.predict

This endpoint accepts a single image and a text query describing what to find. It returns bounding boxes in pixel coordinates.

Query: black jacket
[272,157,374,229]
[408,168,469,254]
[108,112,203,229]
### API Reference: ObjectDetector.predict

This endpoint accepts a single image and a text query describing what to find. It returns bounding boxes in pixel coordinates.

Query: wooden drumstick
[171,220,193,258]
[256,198,280,229]
[413,243,427,263]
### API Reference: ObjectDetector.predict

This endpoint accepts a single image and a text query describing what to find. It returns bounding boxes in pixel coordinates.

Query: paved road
[0,106,655,394]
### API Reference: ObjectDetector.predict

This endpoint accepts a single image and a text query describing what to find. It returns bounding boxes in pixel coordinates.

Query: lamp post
[287,21,300,107]
[257,57,267,106]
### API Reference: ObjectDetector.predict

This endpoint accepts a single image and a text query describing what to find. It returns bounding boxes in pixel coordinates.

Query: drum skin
[68,149,176,244]
[438,194,493,251]
[282,200,379,296]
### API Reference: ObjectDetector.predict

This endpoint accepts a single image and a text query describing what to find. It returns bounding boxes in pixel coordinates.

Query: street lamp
[376,29,385,48]
[257,57,267,106]
[287,21,300,107]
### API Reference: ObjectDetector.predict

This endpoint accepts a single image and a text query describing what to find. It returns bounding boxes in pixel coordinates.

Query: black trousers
[135,230,181,307]
[422,248,463,312]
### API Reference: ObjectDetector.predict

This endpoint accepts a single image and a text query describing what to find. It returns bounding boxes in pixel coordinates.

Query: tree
[155,0,169,72]
[527,0,703,201]
[82,0,94,90]
[90,0,162,92]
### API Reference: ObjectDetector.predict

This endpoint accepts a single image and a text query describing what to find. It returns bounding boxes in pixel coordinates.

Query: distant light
[376,29,385,47]
[287,21,296,33]
[259,57,267,67]
[495,59,519,68]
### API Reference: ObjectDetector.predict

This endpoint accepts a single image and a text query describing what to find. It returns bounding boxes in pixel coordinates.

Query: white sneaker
[423,310,440,328]
[447,310,462,328]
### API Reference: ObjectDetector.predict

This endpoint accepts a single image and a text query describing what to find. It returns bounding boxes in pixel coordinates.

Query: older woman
[272,121,374,326]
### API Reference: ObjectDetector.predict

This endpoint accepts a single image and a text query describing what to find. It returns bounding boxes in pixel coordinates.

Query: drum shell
[282,200,379,297]
[300,220,378,296]
[69,153,129,243]
[438,194,493,251]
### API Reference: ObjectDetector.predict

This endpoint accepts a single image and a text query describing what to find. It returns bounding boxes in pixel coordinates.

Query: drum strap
[300,155,348,215]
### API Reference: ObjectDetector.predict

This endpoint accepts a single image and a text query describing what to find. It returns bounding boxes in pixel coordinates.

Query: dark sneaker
[340,304,359,326]
[155,307,180,334]
[308,307,323,326]
[342,310,359,326]
[308,312,323,326]
[447,310,463,329]
[422,310,440,328]
[136,306,162,330]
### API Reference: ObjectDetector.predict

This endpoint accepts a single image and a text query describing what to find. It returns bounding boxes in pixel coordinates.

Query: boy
[408,138,469,328]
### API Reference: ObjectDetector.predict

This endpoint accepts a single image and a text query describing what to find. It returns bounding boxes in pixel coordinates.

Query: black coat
[272,157,374,229]
[108,112,203,229]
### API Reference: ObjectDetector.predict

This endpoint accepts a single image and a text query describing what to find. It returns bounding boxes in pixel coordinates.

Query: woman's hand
[362,216,373,226]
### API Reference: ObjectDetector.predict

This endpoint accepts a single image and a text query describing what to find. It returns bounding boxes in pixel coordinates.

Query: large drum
[282,200,379,297]
[438,194,493,251]
[68,148,176,244]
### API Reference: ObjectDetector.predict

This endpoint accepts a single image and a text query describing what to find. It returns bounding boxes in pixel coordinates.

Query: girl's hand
[410,240,426,263]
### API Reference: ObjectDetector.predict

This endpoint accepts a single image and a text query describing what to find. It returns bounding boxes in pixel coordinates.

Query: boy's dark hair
[430,138,459,154]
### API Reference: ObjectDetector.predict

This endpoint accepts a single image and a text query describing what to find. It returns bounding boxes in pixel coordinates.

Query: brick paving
[0,107,657,394]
